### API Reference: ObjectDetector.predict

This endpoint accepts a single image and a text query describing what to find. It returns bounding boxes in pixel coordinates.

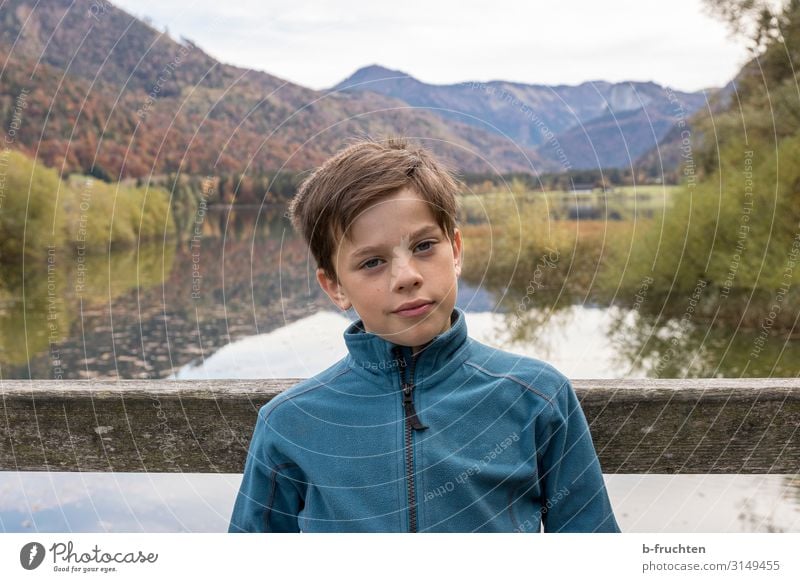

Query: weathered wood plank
[1,379,798,473]
[579,379,800,474]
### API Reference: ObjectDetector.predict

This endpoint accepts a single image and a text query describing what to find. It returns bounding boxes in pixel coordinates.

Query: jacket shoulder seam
[263,367,351,422]
[464,360,556,405]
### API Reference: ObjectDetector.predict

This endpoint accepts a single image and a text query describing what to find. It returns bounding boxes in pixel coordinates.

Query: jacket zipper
[395,346,427,533]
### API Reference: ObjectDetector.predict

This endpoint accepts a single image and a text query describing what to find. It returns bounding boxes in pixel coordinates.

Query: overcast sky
[113,0,751,93]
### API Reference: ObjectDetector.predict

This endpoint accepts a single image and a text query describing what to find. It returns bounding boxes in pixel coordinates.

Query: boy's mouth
[393,300,435,317]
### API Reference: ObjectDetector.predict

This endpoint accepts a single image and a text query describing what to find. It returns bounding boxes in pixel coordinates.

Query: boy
[228,138,620,532]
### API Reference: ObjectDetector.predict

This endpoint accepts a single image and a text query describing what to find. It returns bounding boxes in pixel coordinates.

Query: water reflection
[0,205,329,379]
[0,472,241,533]
[606,308,800,378]
[1,205,798,379]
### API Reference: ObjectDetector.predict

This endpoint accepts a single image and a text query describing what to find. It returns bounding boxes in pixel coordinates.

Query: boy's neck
[410,339,433,357]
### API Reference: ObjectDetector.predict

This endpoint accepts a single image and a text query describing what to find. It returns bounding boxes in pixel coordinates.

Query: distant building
[569,182,595,195]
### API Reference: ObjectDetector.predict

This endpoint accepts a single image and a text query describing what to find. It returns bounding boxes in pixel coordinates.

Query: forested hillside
[0,0,549,185]
[607,0,800,332]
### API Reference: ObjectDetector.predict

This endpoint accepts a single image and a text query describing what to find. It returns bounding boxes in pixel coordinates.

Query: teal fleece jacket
[229,307,620,532]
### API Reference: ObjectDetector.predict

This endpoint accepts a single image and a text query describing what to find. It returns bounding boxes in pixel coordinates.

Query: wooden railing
[1,378,798,473]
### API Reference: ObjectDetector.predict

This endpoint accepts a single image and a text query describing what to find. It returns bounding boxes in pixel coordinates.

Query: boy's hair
[288,137,462,282]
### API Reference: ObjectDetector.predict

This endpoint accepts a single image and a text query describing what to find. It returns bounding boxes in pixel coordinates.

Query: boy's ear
[452,228,463,277]
[316,267,352,311]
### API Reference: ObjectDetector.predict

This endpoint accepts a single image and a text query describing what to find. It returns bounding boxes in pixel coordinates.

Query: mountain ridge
[333,65,711,169]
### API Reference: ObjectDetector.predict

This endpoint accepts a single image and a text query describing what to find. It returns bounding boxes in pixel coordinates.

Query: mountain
[0,0,548,180]
[333,65,710,170]
[634,79,737,182]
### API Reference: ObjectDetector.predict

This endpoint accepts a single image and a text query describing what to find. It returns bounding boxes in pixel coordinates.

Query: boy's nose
[392,267,423,291]
[390,249,423,291]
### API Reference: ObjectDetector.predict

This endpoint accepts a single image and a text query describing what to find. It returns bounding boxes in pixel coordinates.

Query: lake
[1,203,798,532]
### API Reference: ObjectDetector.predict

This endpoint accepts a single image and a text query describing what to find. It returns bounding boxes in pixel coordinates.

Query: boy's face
[316,187,463,354]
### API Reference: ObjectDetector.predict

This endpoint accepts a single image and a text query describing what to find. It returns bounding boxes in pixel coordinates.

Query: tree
[704,0,795,53]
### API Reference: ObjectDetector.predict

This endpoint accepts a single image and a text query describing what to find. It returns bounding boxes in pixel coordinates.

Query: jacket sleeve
[228,405,305,532]
[536,377,620,532]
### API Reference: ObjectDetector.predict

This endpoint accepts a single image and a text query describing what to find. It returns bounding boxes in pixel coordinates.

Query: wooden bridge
[1,378,798,474]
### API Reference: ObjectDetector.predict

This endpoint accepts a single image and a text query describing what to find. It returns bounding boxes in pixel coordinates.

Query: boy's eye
[361,258,383,270]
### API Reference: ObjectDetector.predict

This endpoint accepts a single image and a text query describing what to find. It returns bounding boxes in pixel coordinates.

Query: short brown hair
[288,137,462,282]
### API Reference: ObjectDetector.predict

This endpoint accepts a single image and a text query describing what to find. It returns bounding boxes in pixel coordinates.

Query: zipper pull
[403,383,428,431]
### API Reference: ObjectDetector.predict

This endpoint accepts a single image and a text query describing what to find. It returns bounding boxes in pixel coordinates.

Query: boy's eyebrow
[350,224,441,259]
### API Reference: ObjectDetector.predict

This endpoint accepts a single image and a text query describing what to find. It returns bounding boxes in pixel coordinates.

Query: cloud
[112,0,748,93]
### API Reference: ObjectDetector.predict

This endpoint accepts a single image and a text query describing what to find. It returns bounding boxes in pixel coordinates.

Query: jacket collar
[343,307,468,386]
